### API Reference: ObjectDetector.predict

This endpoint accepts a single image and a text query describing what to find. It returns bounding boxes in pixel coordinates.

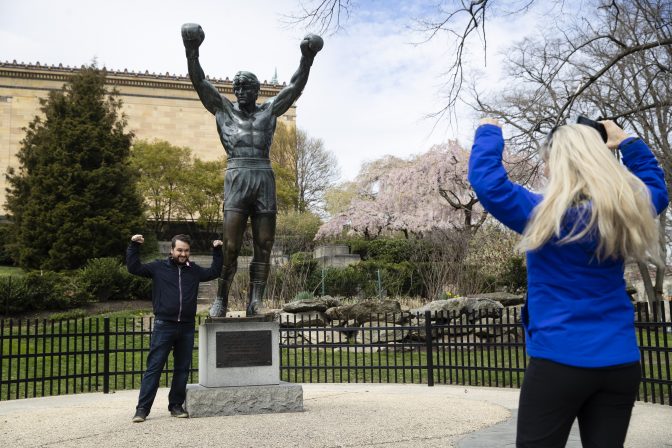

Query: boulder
[412,297,504,320]
[411,299,465,318]
[441,314,473,337]
[277,311,328,327]
[439,334,484,350]
[299,328,350,345]
[354,322,409,344]
[473,317,504,338]
[461,298,504,318]
[406,315,445,341]
[467,292,525,307]
[282,296,341,313]
[501,305,525,324]
[492,332,525,345]
[280,331,302,346]
[325,300,404,325]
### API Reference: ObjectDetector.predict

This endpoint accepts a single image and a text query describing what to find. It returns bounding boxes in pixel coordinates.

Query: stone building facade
[0,61,295,217]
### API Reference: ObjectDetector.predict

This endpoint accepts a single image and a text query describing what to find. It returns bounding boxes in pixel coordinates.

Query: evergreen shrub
[0,224,15,265]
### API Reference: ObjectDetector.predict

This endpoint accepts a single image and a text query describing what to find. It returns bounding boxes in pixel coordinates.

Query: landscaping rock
[277,311,328,327]
[282,296,341,313]
[439,334,484,349]
[412,297,504,320]
[325,300,404,325]
[441,314,473,336]
[406,316,443,341]
[354,321,410,345]
[473,317,504,338]
[299,328,350,345]
[468,292,525,307]
[411,299,465,318]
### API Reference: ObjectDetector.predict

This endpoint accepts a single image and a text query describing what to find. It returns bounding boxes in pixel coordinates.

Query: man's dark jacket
[126,242,223,323]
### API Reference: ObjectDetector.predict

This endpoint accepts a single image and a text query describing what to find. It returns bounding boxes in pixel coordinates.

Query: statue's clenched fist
[131,234,145,244]
[182,23,205,58]
[300,34,323,60]
[182,23,205,45]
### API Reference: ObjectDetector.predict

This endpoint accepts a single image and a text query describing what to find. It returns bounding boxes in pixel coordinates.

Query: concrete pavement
[0,383,670,447]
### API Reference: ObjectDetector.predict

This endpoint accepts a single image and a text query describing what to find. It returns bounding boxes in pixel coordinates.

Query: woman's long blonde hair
[518,124,661,264]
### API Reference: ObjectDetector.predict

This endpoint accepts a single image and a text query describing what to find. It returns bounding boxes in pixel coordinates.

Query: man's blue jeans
[136,319,195,413]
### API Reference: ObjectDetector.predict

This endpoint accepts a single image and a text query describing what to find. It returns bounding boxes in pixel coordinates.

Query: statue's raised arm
[271,34,323,117]
[181,23,232,115]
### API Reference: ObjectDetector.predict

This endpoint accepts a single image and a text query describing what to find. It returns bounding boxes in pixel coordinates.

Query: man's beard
[172,256,190,265]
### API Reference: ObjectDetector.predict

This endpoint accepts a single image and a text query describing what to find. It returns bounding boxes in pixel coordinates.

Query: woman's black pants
[516,357,640,447]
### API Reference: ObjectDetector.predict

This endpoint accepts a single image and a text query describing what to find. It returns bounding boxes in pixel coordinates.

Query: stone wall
[0,61,296,215]
[313,244,361,268]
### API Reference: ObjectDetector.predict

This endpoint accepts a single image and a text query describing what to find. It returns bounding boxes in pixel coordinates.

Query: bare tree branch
[554,37,672,125]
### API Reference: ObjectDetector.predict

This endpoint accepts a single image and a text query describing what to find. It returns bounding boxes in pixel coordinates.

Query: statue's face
[234,83,259,107]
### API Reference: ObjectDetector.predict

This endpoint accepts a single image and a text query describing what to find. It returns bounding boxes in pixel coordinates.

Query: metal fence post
[425,310,434,387]
[103,317,110,394]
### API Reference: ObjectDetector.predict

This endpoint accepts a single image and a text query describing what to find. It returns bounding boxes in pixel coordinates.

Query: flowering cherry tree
[317,140,491,239]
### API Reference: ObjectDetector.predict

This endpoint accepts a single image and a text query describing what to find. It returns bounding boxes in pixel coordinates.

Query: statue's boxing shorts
[223,158,277,215]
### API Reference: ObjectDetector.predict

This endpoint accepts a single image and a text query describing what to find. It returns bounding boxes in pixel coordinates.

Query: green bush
[346,239,370,259]
[52,271,95,307]
[310,265,367,297]
[127,270,152,300]
[289,251,315,265]
[363,239,420,263]
[0,276,31,314]
[351,261,423,297]
[338,238,423,263]
[77,257,151,301]
[77,258,129,300]
[0,255,155,315]
[499,256,527,293]
[0,224,16,265]
[0,271,93,315]
[306,260,424,298]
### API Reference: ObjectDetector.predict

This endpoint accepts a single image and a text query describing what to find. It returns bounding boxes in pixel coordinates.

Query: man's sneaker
[132,408,148,423]
[169,404,189,418]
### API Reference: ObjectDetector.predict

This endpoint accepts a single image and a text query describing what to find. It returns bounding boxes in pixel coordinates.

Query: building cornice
[0,61,285,97]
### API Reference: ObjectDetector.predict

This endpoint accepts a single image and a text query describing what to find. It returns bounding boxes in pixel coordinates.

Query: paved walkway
[0,384,670,447]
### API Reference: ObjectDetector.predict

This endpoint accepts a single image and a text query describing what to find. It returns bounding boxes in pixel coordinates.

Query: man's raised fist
[131,234,145,244]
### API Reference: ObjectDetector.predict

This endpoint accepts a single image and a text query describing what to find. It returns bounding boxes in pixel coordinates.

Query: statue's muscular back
[215,100,277,159]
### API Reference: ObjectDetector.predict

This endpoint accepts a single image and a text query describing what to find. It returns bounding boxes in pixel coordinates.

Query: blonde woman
[468,118,668,447]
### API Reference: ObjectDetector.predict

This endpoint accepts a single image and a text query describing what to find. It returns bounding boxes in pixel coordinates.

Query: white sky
[0,0,552,182]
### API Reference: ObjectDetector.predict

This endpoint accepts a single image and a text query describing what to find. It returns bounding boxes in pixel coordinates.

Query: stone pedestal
[198,318,280,387]
[185,316,303,417]
[185,383,303,417]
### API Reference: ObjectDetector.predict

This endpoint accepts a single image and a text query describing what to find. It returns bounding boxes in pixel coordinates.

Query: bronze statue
[181,23,323,317]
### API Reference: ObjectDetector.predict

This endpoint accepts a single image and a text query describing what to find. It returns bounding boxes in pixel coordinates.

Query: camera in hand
[576,116,608,143]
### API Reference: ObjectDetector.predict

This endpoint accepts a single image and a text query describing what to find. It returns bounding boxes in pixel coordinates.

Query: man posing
[126,234,223,422]
[181,23,322,317]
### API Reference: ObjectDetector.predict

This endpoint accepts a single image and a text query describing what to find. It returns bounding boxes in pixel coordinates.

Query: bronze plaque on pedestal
[216,331,272,368]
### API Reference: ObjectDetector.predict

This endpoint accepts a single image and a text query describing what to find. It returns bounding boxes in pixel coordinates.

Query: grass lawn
[1,317,670,404]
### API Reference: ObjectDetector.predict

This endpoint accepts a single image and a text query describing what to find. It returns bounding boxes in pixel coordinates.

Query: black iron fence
[1,304,670,405]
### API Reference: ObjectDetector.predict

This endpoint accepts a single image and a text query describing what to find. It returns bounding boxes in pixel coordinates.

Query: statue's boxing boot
[209,263,236,317]
[246,262,270,316]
